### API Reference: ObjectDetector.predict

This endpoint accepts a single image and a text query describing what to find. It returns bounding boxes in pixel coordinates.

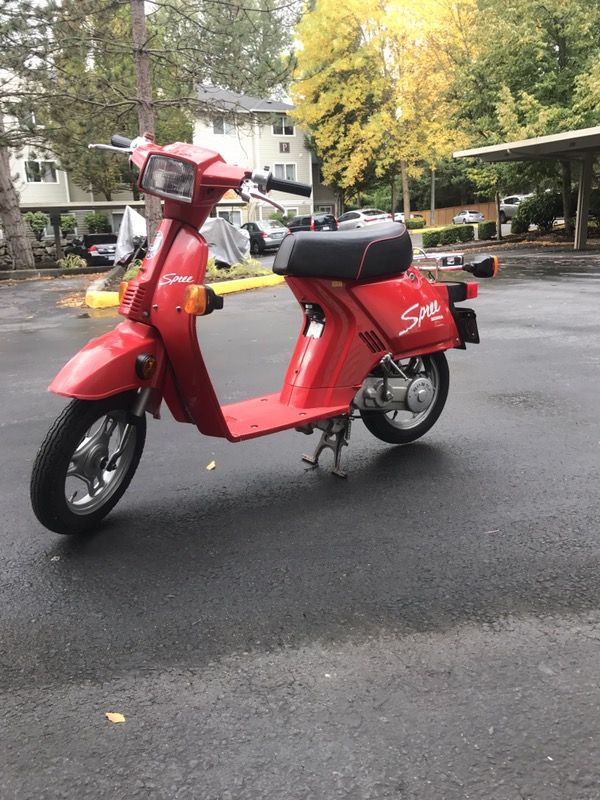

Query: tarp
[114,206,147,265]
[200,217,250,266]
[115,207,250,267]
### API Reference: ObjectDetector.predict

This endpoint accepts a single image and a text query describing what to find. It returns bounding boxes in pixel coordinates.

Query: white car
[500,194,533,223]
[337,208,392,230]
[452,210,485,224]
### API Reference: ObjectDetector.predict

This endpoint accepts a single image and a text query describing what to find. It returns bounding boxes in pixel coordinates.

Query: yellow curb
[210,273,284,295]
[84,273,285,309]
[85,289,120,308]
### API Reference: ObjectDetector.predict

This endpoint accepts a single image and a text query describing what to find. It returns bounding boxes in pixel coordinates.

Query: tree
[291,0,476,212]
[2,0,300,256]
[450,0,600,232]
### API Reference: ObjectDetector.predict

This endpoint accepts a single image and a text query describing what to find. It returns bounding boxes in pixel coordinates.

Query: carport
[454,125,600,250]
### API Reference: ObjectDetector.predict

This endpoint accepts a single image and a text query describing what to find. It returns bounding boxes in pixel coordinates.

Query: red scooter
[30,135,498,535]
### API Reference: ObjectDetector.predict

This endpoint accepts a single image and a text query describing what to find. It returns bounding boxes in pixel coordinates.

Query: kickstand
[302,416,352,478]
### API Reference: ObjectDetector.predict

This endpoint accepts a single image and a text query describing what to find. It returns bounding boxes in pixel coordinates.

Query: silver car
[499,194,533,223]
[452,210,485,224]
[337,208,392,230]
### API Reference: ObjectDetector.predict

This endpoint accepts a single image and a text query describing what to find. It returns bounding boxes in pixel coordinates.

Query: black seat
[273,223,413,281]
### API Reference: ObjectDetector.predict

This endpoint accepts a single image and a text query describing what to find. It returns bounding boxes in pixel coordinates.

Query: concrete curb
[85,272,285,309]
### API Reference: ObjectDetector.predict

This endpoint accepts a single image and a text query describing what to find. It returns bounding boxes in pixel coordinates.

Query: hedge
[422,225,474,248]
[477,220,497,240]
[406,218,426,229]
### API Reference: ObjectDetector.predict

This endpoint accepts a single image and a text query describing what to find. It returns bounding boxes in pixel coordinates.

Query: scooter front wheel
[30,392,146,535]
[360,352,449,444]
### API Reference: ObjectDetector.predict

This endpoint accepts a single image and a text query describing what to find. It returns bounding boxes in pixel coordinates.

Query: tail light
[310,219,315,231]
[260,231,267,238]
[88,245,98,253]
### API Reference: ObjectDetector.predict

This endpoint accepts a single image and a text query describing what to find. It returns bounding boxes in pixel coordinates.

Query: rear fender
[49,320,167,402]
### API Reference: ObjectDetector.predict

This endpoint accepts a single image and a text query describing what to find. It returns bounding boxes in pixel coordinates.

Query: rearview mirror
[464,255,498,278]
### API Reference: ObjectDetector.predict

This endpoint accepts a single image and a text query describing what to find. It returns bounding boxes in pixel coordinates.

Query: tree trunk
[430,166,436,226]
[496,191,502,240]
[561,160,573,237]
[390,176,395,218]
[0,142,35,270]
[130,0,161,244]
[400,161,410,218]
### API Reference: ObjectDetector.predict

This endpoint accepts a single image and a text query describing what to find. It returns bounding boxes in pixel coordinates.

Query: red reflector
[465,282,478,299]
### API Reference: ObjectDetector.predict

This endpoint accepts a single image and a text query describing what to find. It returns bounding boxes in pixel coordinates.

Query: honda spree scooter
[30,134,498,535]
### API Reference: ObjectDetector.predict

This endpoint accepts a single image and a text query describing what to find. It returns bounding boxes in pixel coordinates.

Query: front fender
[49,320,166,401]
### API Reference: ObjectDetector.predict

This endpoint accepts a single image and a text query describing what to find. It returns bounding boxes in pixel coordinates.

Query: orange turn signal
[491,256,499,277]
[183,284,224,316]
[118,281,129,304]
[183,284,208,315]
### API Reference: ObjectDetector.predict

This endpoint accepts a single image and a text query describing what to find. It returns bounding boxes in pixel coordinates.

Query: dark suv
[287,213,338,232]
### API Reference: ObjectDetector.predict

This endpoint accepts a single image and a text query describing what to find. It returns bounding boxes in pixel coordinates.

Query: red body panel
[49,320,165,401]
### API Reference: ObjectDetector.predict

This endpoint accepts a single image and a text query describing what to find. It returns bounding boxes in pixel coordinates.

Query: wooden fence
[414,201,497,227]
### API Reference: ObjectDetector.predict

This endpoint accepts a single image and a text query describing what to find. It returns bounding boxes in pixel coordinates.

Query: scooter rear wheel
[30,392,146,535]
[360,352,449,444]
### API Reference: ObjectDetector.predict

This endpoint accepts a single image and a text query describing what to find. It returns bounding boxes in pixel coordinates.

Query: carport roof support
[453,125,600,250]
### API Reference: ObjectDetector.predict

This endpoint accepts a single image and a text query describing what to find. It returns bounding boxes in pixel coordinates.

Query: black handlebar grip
[111,134,132,149]
[267,176,312,197]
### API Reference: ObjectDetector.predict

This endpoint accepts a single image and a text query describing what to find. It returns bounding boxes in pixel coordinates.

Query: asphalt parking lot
[2,247,600,799]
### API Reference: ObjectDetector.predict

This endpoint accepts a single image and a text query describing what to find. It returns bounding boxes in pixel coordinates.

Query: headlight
[140,155,195,203]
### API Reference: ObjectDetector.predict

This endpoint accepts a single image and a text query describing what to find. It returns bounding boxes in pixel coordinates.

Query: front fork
[106,388,153,471]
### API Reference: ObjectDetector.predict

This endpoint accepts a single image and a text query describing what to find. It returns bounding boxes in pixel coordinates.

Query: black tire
[250,239,262,256]
[30,392,146,535]
[360,352,449,444]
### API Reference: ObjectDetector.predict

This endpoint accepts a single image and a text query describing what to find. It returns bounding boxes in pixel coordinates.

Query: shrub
[84,212,112,233]
[516,192,562,233]
[23,211,49,241]
[456,225,475,243]
[439,227,458,246]
[406,218,426,229]
[422,230,441,248]
[511,209,530,234]
[57,253,87,269]
[60,214,77,236]
[478,220,497,241]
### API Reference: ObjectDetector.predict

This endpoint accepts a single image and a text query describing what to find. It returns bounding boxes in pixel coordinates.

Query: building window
[272,115,294,136]
[317,205,333,214]
[285,207,298,219]
[274,163,296,182]
[217,209,242,226]
[213,116,234,135]
[25,160,57,183]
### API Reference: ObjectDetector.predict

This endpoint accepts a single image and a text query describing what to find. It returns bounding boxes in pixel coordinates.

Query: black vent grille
[359,330,386,353]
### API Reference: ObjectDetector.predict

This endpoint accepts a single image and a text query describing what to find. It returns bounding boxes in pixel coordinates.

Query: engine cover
[353,375,434,412]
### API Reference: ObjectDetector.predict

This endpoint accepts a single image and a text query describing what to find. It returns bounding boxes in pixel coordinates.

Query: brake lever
[238,179,285,212]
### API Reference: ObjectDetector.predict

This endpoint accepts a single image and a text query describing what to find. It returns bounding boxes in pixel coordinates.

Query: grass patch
[205,257,270,282]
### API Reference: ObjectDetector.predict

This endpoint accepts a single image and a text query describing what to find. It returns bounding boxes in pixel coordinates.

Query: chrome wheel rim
[65,411,137,515]
[385,357,440,431]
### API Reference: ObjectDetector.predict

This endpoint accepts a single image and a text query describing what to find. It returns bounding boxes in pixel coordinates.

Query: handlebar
[111,134,132,149]
[266,175,312,198]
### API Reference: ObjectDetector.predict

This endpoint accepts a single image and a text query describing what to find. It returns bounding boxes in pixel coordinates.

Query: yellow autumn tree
[292,0,477,213]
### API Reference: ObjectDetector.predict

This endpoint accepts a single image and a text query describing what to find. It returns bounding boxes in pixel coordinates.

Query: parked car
[499,194,533,223]
[394,212,425,224]
[337,208,392,230]
[286,213,338,232]
[65,233,118,266]
[241,220,288,255]
[452,210,485,225]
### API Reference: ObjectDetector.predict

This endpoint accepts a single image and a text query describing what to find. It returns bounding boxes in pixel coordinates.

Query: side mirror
[464,255,498,278]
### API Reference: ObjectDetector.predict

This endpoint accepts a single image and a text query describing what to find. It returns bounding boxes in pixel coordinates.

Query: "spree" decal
[398,300,444,336]
[159,273,195,286]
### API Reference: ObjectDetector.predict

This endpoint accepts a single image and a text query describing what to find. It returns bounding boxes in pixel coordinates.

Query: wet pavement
[2,248,600,799]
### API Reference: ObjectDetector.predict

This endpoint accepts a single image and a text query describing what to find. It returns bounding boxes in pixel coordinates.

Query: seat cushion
[273,223,413,281]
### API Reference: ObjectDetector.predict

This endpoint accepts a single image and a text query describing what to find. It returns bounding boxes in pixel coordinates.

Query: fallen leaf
[206,461,216,471]
[105,712,126,724]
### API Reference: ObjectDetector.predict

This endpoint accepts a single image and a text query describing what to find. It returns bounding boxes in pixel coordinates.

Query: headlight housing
[140,155,195,203]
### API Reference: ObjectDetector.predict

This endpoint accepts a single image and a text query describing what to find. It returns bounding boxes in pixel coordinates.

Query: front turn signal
[183,284,224,316]
[118,281,129,304]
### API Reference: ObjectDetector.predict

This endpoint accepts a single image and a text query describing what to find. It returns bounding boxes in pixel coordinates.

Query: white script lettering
[398,300,444,336]
[159,273,195,286]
